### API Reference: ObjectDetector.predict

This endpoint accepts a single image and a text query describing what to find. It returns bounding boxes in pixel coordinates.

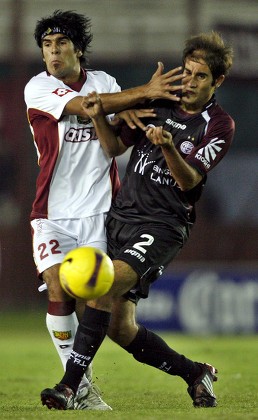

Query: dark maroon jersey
[110,96,235,227]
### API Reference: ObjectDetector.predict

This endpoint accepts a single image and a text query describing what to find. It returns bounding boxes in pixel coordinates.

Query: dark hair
[182,31,233,82]
[34,10,93,64]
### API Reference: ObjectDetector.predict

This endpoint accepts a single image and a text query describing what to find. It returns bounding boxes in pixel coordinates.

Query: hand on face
[145,63,185,102]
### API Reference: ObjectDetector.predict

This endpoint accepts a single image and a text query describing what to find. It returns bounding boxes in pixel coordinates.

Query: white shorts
[31,214,107,275]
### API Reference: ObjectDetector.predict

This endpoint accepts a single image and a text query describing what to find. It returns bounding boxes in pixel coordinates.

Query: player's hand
[144,62,184,101]
[111,108,157,131]
[81,91,104,119]
[146,126,173,147]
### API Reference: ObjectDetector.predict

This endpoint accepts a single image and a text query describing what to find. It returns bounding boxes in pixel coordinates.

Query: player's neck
[65,68,86,91]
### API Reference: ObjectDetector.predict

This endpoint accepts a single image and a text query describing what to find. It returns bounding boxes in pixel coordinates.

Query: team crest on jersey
[52,88,73,97]
[180,141,194,154]
[77,116,92,125]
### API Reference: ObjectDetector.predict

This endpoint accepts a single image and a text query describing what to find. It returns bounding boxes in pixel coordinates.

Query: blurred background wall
[0,0,257,325]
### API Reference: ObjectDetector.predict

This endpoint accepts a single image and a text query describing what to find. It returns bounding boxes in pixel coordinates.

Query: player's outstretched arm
[64,63,184,119]
[100,63,184,113]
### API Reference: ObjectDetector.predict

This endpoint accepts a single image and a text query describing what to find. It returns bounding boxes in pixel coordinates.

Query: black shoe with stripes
[187,363,218,408]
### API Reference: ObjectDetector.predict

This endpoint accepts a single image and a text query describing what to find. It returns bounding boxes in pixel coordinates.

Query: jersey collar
[66,68,87,92]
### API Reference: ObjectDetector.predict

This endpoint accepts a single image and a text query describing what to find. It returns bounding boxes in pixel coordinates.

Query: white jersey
[24,69,121,220]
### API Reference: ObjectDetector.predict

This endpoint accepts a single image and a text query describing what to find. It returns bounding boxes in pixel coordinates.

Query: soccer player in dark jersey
[41,31,234,410]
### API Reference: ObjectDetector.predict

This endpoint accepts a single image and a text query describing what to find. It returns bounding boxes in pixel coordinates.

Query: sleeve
[106,73,121,94]
[24,75,80,121]
[88,71,121,95]
[185,112,235,175]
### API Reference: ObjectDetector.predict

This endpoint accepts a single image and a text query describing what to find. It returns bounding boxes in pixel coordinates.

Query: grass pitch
[0,310,257,419]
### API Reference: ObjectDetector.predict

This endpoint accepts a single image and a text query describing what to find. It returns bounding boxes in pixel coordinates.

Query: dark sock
[60,306,111,393]
[123,325,202,385]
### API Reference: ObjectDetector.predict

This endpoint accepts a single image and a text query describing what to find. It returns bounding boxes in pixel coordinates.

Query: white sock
[46,312,91,389]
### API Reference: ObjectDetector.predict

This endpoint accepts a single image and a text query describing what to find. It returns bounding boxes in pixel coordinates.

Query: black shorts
[106,216,190,303]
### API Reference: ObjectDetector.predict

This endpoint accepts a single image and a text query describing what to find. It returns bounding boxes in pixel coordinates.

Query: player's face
[42,34,81,83]
[181,57,215,113]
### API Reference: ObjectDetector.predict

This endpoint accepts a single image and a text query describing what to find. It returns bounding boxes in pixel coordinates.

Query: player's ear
[77,50,83,58]
[215,74,225,89]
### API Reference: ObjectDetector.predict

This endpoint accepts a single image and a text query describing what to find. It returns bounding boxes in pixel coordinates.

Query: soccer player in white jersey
[40,31,234,410]
[24,10,184,410]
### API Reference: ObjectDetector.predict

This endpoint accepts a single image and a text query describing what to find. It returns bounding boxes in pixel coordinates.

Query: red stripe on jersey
[110,159,120,200]
[28,108,59,219]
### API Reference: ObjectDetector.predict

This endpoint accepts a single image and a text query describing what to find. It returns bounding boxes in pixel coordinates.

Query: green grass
[0,311,257,419]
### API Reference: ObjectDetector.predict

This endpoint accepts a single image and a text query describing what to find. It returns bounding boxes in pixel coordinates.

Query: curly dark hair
[182,31,233,83]
[34,10,93,64]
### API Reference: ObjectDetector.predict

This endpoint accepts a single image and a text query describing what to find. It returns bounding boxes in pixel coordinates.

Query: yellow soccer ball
[59,247,114,300]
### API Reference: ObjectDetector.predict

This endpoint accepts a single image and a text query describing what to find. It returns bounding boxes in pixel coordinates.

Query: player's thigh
[111,259,139,297]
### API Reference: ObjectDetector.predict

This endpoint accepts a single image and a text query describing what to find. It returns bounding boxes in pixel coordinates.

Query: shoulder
[25,71,49,88]
[85,69,120,91]
[208,101,234,125]
[202,102,235,147]
[86,69,116,82]
[24,72,58,96]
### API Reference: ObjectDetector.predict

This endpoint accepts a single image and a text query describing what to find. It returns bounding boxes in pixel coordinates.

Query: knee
[107,321,137,347]
[43,264,71,302]
[109,260,138,298]
[107,323,126,344]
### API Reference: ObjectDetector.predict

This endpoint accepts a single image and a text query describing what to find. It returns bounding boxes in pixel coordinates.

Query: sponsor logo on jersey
[52,88,73,97]
[165,119,186,130]
[134,147,155,175]
[65,127,98,143]
[53,330,72,340]
[180,141,194,154]
[150,165,177,186]
[134,147,178,187]
[195,137,225,168]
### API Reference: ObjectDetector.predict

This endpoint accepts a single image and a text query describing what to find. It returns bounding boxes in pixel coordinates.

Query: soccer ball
[59,247,115,300]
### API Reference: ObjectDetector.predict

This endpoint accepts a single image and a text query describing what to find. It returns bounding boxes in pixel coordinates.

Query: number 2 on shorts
[133,234,154,254]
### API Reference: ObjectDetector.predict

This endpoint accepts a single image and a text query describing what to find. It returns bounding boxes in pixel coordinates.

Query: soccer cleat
[74,383,112,410]
[187,363,218,408]
[85,362,93,383]
[41,383,74,410]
